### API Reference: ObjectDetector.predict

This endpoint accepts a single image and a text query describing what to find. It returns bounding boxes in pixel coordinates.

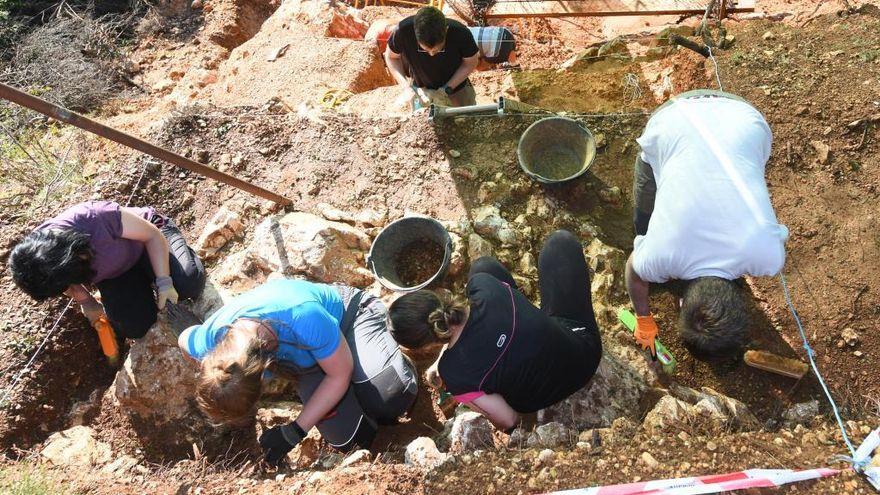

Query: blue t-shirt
[180,280,345,370]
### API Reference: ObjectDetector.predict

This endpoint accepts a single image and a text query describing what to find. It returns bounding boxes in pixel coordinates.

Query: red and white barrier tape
[547,468,841,495]
[547,427,880,495]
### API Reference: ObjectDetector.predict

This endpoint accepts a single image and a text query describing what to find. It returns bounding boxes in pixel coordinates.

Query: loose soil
[395,238,445,288]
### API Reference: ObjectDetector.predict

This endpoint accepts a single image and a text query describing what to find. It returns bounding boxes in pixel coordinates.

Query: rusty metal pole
[0,82,293,206]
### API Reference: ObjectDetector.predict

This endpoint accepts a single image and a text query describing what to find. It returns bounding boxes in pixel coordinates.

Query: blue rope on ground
[779,272,865,467]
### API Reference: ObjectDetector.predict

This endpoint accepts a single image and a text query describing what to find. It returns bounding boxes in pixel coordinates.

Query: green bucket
[517,116,597,184]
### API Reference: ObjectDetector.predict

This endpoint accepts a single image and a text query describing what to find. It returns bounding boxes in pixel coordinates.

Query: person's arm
[444,52,480,92]
[625,253,650,317]
[425,344,448,388]
[295,338,354,431]
[118,209,177,309]
[384,44,412,91]
[468,393,519,431]
[65,284,102,323]
[626,253,659,359]
[177,325,200,363]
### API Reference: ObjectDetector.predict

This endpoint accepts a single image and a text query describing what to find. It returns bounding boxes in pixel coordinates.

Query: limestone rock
[101,455,139,474]
[841,327,859,347]
[811,140,831,164]
[215,212,373,291]
[643,396,692,432]
[195,207,243,259]
[448,232,466,276]
[339,449,371,468]
[472,206,519,246]
[782,400,820,426]
[537,353,647,430]
[467,232,494,261]
[449,411,494,453]
[109,321,199,423]
[405,437,450,471]
[585,238,626,302]
[529,422,570,448]
[658,384,760,431]
[41,426,111,467]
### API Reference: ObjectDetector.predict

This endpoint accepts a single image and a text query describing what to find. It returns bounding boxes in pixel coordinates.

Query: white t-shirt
[632,96,788,283]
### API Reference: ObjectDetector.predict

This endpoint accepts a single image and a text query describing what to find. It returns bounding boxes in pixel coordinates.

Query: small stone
[795,106,809,116]
[537,449,555,465]
[191,0,203,8]
[811,141,831,164]
[339,449,371,468]
[854,350,864,358]
[773,437,786,446]
[762,31,776,40]
[640,452,659,469]
[449,149,461,158]
[841,327,859,347]
[706,441,717,452]
[594,133,607,149]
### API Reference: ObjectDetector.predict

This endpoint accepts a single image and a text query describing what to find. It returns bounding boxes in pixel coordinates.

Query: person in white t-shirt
[625,90,789,360]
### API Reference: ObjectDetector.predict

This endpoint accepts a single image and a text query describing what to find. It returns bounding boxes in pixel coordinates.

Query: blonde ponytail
[196,324,271,426]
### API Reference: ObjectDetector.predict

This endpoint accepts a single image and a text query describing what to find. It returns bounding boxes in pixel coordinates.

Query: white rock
[214,212,373,291]
[405,437,450,471]
[537,449,555,465]
[467,232,494,261]
[339,449,371,468]
[449,412,494,453]
[533,422,569,448]
[41,426,112,467]
[108,320,206,433]
[642,396,692,432]
[195,207,243,258]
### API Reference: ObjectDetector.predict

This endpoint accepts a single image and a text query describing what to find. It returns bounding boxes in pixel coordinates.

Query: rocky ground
[1,0,880,493]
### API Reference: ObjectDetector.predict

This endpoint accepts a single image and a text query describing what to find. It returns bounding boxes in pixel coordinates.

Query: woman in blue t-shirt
[178,279,418,465]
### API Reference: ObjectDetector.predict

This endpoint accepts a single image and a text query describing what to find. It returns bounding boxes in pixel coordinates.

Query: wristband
[280,421,307,445]
[155,276,173,291]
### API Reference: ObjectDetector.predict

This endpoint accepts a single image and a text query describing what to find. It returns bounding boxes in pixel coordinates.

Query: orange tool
[93,315,120,365]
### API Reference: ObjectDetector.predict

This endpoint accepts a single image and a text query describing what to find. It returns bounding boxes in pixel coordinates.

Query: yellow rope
[320,89,355,109]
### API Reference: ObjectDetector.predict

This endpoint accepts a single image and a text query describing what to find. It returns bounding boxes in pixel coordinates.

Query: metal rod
[0,82,293,206]
[429,103,499,121]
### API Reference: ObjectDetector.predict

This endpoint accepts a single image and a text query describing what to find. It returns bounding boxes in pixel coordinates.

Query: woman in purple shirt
[9,200,205,339]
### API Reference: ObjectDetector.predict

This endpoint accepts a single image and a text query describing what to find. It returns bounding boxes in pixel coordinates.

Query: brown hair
[389,289,468,349]
[196,322,271,426]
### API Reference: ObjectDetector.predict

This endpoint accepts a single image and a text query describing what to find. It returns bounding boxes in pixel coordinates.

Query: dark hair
[9,229,95,301]
[414,7,447,48]
[679,277,749,359]
[389,289,467,349]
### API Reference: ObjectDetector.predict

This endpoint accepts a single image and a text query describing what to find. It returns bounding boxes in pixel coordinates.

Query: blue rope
[779,272,865,467]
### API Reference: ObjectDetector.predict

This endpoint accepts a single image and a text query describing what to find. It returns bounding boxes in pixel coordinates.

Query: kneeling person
[627,90,788,360]
[384,7,480,109]
[389,230,602,431]
[178,279,418,465]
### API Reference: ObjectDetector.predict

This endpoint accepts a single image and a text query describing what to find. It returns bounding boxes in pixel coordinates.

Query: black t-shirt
[438,273,602,413]
[388,16,478,90]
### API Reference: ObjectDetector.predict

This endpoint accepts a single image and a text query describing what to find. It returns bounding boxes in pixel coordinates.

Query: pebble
[449,149,461,158]
[537,449,555,465]
[706,441,717,452]
[841,327,859,347]
[854,350,864,358]
[640,452,659,469]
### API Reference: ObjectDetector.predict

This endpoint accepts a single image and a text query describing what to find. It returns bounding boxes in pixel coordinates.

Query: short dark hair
[389,289,467,349]
[679,277,749,359]
[9,229,95,301]
[414,7,447,48]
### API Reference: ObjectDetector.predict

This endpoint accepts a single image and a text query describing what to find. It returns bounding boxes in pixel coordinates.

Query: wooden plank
[485,0,755,19]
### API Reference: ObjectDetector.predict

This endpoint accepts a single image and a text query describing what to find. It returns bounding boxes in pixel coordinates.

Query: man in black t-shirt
[384,7,480,109]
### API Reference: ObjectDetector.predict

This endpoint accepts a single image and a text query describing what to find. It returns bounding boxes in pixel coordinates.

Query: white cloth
[632,96,788,283]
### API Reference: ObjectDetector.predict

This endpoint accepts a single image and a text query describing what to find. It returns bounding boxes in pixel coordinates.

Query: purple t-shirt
[38,201,155,284]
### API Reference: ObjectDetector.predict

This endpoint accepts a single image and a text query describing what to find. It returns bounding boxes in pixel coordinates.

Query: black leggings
[96,220,206,339]
[468,229,598,328]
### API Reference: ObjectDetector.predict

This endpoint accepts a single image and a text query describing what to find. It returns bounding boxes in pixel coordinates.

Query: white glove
[155,276,179,310]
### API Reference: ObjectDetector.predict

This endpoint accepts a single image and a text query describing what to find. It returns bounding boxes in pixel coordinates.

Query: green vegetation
[0,466,73,495]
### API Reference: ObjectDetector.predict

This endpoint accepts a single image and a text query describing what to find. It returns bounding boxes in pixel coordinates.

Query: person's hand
[425,362,442,389]
[80,298,105,325]
[155,276,179,310]
[634,315,659,360]
[259,422,306,467]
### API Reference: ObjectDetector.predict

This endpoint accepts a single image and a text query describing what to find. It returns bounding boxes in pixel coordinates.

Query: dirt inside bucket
[395,238,444,288]
[530,146,583,181]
